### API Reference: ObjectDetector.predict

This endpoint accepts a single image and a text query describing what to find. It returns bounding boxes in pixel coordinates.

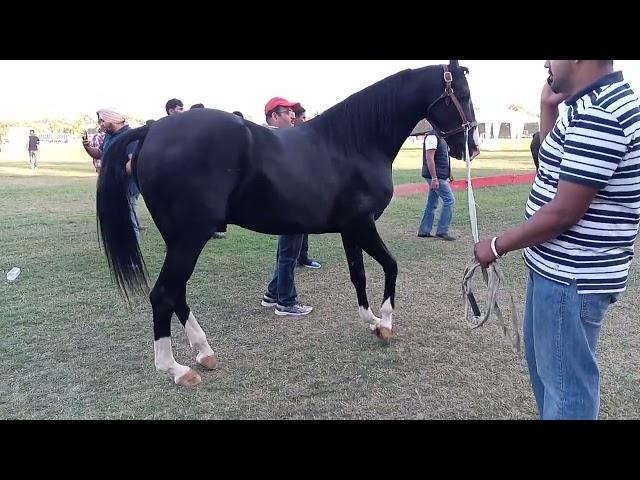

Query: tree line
[0,114,148,137]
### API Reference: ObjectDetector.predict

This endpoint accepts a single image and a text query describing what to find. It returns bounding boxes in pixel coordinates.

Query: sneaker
[436,233,456,241]
[417,232,433,238]
[298,259,322,269]
[261,293,278,307]
[211,232,226,239]
[274,303,313,316]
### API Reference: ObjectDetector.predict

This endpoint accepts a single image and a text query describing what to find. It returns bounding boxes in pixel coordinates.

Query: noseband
[426,65,477,138]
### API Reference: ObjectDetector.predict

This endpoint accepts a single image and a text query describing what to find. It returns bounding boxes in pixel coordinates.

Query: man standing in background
[28,129,40,170]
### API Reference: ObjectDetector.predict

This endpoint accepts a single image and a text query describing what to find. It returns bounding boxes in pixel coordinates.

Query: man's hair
[165,98,183,115]
[293,105,306,116]
[265,108,284,124]
[29,129,34,134]
[232,111,244,118]
[190,103,204,109]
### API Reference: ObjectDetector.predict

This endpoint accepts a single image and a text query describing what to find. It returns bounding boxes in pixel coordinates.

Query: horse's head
[425,60,480,161]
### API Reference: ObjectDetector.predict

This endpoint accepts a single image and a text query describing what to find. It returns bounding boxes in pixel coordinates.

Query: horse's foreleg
[357,223,397,342]
[175,285,218,370]
[341,232,380,330]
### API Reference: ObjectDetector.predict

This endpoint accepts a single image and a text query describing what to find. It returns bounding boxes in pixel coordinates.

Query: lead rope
[460,128,521,354]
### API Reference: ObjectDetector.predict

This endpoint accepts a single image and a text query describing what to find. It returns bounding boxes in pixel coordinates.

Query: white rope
[461,129,521,354]
[465,129,480,244]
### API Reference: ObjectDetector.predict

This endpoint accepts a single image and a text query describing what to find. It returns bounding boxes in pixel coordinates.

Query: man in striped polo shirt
[475,60,640,420]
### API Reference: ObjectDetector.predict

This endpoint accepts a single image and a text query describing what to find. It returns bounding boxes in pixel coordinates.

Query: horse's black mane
[309,68,416,154]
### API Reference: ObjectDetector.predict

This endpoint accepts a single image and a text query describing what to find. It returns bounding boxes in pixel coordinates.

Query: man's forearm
[427,156,437,179]
[84,146,102,160]
[495,203,578,255]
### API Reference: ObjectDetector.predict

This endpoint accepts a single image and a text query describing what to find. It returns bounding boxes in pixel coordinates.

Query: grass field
[1,144,638,419]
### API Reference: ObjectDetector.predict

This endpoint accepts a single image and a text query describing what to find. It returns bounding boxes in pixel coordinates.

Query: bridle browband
[426,65,477,138]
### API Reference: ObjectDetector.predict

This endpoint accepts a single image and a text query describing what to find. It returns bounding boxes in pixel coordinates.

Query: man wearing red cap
[261,97,313,316]
[263,97,299,128]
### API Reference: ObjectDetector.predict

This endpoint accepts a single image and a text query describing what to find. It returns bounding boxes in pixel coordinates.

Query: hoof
[197,354,219,370]
[376,327,392,342]
[175,369,202,387]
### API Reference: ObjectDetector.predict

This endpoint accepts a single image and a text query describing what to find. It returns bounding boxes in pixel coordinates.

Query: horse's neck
[368,86,429,160]
[323,93,424,160]
[354,71,438,159]
[386,107,426,160]
[386,67,447,158]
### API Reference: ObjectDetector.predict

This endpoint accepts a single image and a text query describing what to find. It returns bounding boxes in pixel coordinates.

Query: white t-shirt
[424,134,438,150]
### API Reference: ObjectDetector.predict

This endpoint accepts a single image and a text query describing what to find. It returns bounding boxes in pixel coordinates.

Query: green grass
[0,143,96,178]
[1,145,638,419]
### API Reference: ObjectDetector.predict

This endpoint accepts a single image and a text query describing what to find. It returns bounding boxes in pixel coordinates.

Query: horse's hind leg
[150,239,208,387]
[356,221,397,342]
[174,284,218,370]
[341,231,381,330]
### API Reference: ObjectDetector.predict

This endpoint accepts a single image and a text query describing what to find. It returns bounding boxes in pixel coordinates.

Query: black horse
[97,60,479,386]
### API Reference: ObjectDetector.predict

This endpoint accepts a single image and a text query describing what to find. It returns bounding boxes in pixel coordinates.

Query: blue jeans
[298,234,310,263]
[418,179,455,236]
[523,269,618,420]
[267,234,304,307]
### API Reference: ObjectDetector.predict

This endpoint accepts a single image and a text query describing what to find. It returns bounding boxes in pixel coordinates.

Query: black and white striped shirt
[523,71,640,294]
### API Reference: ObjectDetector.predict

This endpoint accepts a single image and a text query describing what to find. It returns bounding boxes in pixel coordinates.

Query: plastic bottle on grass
[6,267,21,282]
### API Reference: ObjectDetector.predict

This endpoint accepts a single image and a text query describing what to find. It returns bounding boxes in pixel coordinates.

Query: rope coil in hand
[460,128,521,354]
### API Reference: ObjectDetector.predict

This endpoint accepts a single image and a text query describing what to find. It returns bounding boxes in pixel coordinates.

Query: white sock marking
[379,298,393,331]
[184,312,215,364]
[154,337,191,384]
[358,306,381,331]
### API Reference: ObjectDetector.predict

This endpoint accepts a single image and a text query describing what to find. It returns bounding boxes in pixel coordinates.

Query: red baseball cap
[264,97,300,115]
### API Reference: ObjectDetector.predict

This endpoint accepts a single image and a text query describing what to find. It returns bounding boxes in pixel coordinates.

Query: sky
[2,60,640,124]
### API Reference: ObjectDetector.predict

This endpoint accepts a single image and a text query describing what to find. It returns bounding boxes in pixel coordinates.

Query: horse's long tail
[96,125,151,305]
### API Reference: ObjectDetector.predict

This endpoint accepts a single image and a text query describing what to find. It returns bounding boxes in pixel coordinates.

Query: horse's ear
[449,60,459,70]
